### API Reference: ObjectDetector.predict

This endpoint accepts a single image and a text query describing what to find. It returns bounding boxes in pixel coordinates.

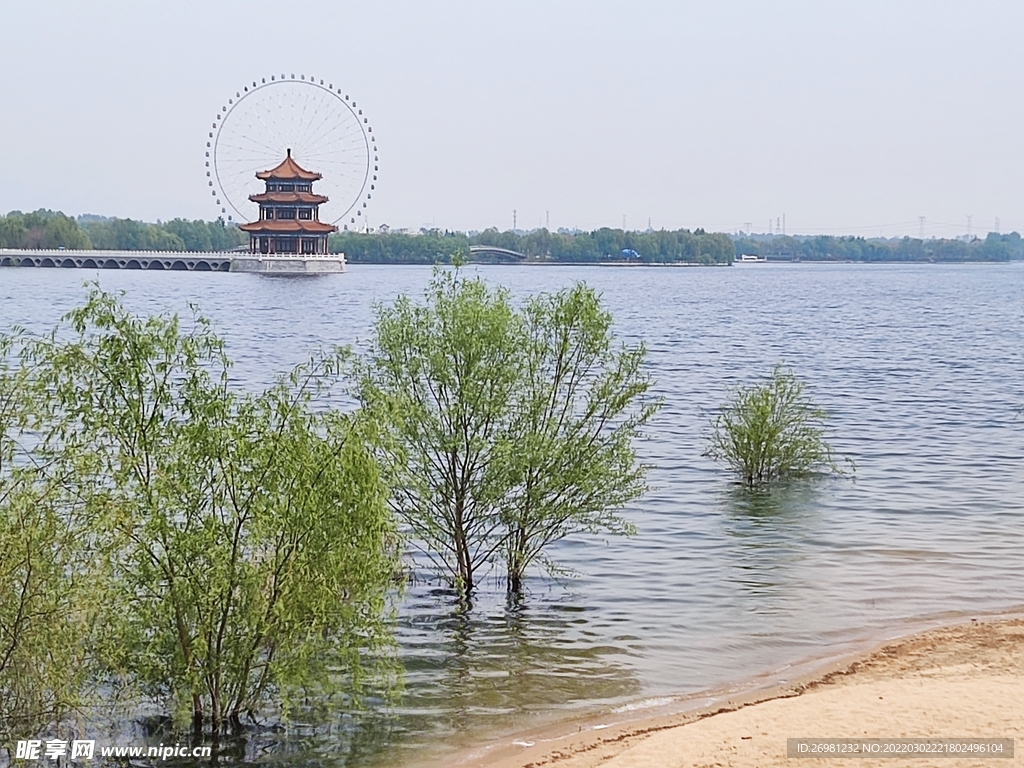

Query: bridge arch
[468,245,526,262]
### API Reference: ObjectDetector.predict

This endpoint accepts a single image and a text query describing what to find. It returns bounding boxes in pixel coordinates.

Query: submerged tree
[359,269,522,596]
[32,290,400,730]
[359,268,658,598]
[500,285,659,593]
[0,333,103,747]
[704,366,849,486]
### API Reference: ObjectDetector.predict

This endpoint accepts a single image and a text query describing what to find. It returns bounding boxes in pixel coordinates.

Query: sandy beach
[469,617,1024,768]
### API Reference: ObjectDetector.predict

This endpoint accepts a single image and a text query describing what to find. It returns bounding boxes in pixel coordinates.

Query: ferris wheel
[206,74,377,228]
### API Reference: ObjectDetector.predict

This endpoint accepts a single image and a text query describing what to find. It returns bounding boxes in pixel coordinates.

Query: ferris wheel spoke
[303,88,337,133]
[313,117,364,148]
[300,107,351,158]
[302,151,363,179]
[254,93,291,152]
[309,94,360,144]
[216,144,282,164]
[296,88,324,140]
[251,112,287,156]
[300,143,363,164]
[221,130,287,161]
[224,129,282,155]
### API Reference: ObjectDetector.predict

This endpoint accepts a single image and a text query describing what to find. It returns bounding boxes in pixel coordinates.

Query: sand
[476,618,1024,768]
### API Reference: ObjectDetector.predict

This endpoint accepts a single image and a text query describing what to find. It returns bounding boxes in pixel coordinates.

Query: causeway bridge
[0,249,345,274]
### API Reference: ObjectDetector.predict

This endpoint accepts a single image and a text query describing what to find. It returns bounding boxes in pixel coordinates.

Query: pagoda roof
[255,149,322,181]
[249,191,329,205]
[238,220,338,234]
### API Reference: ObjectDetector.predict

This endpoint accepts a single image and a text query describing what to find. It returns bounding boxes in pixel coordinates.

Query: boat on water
[736,254,768,263]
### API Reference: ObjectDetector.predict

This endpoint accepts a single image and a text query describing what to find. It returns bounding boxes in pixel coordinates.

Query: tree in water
[501,284,659,594]
[704,365,851,486]
[31,289,400,731]
[359,267,658,599]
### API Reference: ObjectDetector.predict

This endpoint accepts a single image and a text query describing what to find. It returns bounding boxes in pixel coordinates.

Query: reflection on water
[1,263,1023,766]
[381,583,642,766]
[121,582,641,767]
[720,482,822,607]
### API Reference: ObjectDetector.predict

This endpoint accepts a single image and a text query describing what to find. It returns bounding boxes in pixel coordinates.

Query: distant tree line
[0,210,245,252]
[733,232,1023,262]
[0,210,90,250]
[4,208,1021,263]
[330,227,736,265]
[329,230,467,264]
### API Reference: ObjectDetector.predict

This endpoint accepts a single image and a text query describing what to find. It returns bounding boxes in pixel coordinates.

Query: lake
[1,262,1022,766]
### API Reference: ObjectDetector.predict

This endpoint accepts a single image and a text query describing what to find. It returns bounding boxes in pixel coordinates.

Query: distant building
[239,149,337,254]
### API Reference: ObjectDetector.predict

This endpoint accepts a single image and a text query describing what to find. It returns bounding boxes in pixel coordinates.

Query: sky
[1,0,1022,237]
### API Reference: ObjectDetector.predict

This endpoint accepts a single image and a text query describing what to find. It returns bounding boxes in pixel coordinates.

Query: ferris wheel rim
[208,75,377,226]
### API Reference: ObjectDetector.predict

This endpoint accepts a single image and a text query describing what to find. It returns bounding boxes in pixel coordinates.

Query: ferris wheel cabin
[238,149,338,255]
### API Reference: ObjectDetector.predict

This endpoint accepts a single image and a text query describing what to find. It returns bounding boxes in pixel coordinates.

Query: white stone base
[229,255,346,274]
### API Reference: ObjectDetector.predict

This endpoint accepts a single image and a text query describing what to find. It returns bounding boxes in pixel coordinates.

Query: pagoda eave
[249,192,329,205]
[238,221,338,234]
[255,152,321,182]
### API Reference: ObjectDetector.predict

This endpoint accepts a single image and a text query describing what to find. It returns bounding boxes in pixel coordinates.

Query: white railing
[0,249,240,257]
[0,249,346,263]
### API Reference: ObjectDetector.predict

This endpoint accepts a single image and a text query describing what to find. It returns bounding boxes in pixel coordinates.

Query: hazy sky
[2,1,1021,236]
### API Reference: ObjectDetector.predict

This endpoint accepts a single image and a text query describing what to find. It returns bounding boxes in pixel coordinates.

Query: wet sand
[467,617,1024,768]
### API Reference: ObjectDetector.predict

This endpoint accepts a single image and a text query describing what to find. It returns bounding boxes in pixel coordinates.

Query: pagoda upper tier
[256,151,322,181]
[239,149,337,256]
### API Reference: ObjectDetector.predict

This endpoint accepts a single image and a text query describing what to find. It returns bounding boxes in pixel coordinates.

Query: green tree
[160,218,245,252]
[0,212,27,247]
[0,332,104,749]
[0,210,90,249]
[33,291,400,730]
[359,270,521,596]
[79,218,185,251]
[704,366,849,486]
[359,269,658,598]
[500,285,659,593]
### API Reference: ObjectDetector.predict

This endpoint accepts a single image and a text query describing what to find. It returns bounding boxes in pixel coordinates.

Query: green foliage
[79,216,245,252]
[330,230,468,263]
[359,268,658,597]
[156,217,246,252]
[77,217,186,251]
[0,210,245,252]
[705,367,848,486]
[359,270,521,595]
[331,227,734,264]
[500,285,660,592]
[738,232,1024,262]
[0,333,105,747]
[23,290,400,731]
[0,209,90,249]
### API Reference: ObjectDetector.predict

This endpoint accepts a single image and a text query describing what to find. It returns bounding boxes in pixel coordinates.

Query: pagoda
[239,149,337,255]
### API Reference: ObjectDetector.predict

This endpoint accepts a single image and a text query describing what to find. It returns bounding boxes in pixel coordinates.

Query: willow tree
[704,366,850,486]
[359,269,658,598]
[500,285,659,594]
[32,290,400,730]
[359,269,522,596]
[0,333,103,747]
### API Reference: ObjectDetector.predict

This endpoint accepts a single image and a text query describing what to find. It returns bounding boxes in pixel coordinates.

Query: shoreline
[439,611,1024,768]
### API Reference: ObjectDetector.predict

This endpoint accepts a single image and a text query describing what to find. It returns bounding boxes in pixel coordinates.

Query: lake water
[1,263,1022,766]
